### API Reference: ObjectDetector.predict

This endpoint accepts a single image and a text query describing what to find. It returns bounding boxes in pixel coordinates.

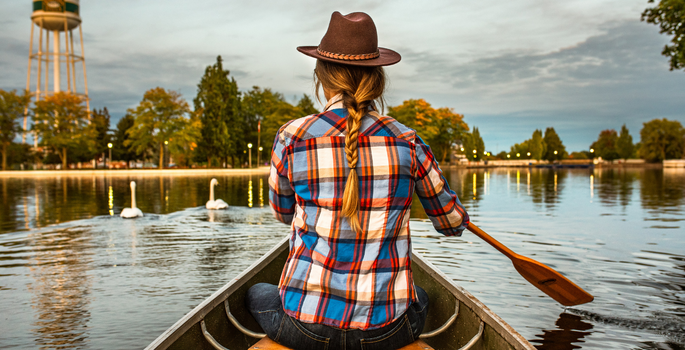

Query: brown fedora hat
[297,12,401,67]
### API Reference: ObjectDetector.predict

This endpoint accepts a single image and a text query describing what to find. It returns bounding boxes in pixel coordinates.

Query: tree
[194,56,241,167]
[32,92,91,169]
[243,86,288,166]
[112,113,137,166]
[462,127,485,161]
[90,108,111,167]
[616,124,635,160]
[296,94,319,116]
[590,129,620,161]
[388,99,469,162]
[126,87,192,169]
[542,127,567,161]
[641,0,685,71]
[529,129,547,161]
[639,118,685,161]
[0,89,30,170]
[168,112,201,168]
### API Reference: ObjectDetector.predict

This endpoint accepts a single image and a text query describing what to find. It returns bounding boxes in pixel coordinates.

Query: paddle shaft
[466,222,517,259]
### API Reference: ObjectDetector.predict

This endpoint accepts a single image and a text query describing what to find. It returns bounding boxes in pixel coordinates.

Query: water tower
[24,0,90,141]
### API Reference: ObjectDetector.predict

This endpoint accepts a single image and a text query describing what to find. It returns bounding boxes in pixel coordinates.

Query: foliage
[388,99,468,162]
[112,113,137,165]
[569,151,589,159]
[542,127,567,161]
[462,127,485,161]
[639,118,685,161]
[90,108,112,165]
[32,92,92,169]
[590,129,620,161]
[0,89,30,170]
[509,129,546,160]
[641,0,685,71]
[168,112,201,168]
[297,94,319,116]
[126,87,192,169]
[260,94,320,160]
[616,124,635,160]
[194,56,241,167]
[243,86,287,165]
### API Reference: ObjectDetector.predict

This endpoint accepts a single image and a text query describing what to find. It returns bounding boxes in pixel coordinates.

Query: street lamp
[590,148,594,153]
[507,154,511,158]
[259,146,263,166]
[107,143,112,169]
[472,149,476,154]
[460,147,464,152]
[517,153,520,157]
[248,143,253,168]
[554,150,558,155]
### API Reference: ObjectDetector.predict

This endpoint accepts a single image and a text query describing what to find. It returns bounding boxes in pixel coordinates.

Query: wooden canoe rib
[145,237,535,350]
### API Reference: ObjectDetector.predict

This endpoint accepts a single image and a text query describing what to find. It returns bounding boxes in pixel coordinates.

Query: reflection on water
[0,168,684,349]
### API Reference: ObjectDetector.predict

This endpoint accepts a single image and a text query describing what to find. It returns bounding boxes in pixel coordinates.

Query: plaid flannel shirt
[269,96,469,330]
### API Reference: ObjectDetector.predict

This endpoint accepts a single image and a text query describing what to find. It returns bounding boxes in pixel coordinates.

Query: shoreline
[0,167,270,177]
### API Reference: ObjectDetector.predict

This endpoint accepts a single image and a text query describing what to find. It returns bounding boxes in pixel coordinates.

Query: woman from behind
[246,11,469,350]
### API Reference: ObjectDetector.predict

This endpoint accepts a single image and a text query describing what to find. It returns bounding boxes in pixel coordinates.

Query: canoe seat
[248,337,433,350]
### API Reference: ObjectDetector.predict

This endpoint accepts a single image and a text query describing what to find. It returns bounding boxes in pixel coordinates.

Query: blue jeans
[245,283,429,350]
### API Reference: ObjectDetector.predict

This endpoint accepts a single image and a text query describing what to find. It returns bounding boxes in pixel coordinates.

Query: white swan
[121,181,144,218]
[206,178,229,210]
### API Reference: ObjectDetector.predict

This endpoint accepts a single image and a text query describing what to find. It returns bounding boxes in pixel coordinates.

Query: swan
[121,181,144,218]
[206,178,229,210]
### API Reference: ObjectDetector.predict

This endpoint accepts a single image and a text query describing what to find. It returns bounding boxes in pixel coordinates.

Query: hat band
[317,48,380,61]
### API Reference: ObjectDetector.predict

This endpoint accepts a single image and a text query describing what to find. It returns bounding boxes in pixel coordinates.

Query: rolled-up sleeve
[414,136,469,236]
[269,128,295,225]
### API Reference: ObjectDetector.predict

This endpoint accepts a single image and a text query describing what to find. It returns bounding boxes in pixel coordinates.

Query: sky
[1,0,684,152]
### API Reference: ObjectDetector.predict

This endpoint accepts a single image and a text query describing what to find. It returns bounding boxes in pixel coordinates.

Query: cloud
[389,20,685,151]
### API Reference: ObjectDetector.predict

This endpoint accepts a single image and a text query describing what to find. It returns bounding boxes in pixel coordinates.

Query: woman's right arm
[414,136,470,236]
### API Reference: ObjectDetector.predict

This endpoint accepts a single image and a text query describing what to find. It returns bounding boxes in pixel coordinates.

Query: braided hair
[314,60,387,233]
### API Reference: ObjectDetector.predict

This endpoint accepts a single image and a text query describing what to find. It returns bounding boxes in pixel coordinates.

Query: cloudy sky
[1,0,684,152]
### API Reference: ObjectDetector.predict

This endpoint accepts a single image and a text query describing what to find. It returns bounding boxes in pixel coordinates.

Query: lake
[0,167,683,349]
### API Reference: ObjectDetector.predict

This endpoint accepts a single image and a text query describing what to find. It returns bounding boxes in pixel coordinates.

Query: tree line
[1,56,683,171]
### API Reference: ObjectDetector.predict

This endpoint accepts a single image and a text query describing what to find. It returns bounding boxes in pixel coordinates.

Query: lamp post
[248,143,253,168]
[259,147,263,166]
[257,118,261,167]
[164,140,169,168]
[107,143,113,169]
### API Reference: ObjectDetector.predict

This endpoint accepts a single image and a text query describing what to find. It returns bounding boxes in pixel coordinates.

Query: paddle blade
[512,255,594,306]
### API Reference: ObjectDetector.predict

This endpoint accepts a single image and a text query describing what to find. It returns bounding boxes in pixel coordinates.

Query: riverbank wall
[0,167,271,177]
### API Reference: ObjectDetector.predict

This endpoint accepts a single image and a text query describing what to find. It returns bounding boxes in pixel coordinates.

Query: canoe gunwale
[411,250,535,350]
[144,236,290,350]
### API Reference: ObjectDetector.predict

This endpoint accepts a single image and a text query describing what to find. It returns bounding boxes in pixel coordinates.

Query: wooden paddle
[466,222,594,306]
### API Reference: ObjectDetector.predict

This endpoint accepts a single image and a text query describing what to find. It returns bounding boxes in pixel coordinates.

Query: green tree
[243,87,288,166]
[296,94,319,115]
[590,129,620,161]
[0,89,30,170]
[32,92,91,169]
[542,127,567,161]
[112,113,136,166]
[168,112,201,168]
[90,107,111,167]
[639,118,685,161]
[462,127,485,161]
[529,129,547,161]
[194,56,241,167]
[641,0,685,71]
[126,87,192,169]
[616,124,635,160]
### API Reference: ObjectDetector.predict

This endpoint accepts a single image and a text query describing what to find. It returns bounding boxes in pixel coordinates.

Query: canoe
[145,236,535,350]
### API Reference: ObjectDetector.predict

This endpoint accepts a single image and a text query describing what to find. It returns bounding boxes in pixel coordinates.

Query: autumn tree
[542,127,567,161]
[388,99,468,162]
[642,0,685,71]
[0,89,30,170]
[616,124,635,160]
[639,118,685,161]
[590,129,620,161]
[194,56,241,167]
[126,87,192,169]
[32,92,91,169]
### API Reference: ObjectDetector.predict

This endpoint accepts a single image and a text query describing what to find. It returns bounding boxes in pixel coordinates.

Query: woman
[247,11,469,350]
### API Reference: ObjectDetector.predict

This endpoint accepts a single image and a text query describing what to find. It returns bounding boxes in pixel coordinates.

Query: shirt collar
[323,93,344,112]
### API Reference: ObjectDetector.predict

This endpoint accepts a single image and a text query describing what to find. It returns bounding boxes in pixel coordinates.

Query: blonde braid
[314,60,386,234]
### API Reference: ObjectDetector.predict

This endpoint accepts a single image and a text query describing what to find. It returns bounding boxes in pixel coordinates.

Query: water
[0,168,683,349]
